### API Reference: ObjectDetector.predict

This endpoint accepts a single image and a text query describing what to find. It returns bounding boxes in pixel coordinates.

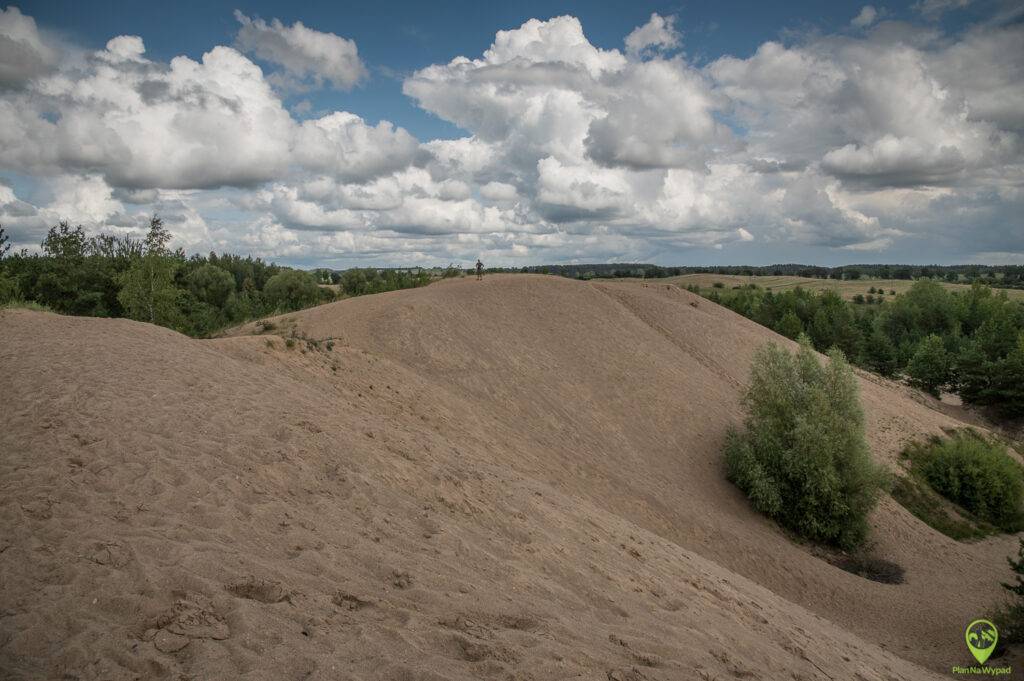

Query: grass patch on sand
[2,299,54,313]
[892,430,1024,540]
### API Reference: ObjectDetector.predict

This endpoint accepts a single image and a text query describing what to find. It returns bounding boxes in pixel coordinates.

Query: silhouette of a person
[476,259,484,280]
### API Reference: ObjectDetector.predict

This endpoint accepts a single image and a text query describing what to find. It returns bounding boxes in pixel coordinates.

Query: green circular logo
[965,619,998,665]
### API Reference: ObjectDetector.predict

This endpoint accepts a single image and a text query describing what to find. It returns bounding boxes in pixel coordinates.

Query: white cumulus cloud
[0,6,57,89]
[0,8,1021,266]
[234,10,366,91]
[624,13,681,58]
[851,6,878,28]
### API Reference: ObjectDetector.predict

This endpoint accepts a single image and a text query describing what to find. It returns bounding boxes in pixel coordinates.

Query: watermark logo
[952,619,1012,677]
[966,619,998,665]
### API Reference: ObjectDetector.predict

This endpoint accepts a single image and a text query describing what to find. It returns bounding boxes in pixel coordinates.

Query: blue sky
[1,1,1022,267]
[20,0,981,140]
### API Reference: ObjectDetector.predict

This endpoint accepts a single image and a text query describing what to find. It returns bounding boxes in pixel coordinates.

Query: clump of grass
[284,337,296,349]
[2,299,54,313]
[891,473,996,540]
[893,431,1024,539]
[264,338,275,349]
[256,319,276,332]
[326,340,335,351]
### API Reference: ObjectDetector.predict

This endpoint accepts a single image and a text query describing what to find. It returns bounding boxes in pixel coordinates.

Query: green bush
[264,269,321,312]
[774,311,803,340]
[918,433,1024,531]
[725,337,887,549]
[186,264,236,308]
[890,473,994,541]
[0,271,17,304]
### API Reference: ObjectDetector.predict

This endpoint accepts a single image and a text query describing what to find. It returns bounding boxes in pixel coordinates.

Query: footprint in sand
[332,592,374,611]
[225,575,291,603]
[87,541,131,569]
[390,570,413,589]
[147,592,230,653]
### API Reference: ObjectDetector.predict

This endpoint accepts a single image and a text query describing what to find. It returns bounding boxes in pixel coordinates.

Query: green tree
[906,335,952,397]
[864,327,899,377]
[118,217,180,325]
[0,225,14,303]
[774,311,804,340]
[996,539,1024,644]
[186,264,236,308]
[264,269,321,311]
[724,337,887,549]
[808,291,861,359]
[989,335,1024,417]
[32,221,112,315]
[41,221,88,260]
[144,215,171,255]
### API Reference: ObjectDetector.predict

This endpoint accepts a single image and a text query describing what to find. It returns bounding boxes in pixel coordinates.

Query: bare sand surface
[1,274,1019,680]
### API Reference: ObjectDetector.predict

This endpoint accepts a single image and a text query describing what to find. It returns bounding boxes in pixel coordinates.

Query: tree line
[509,262,1024,288]
[0,219,430,337]
[696,280,1024,417]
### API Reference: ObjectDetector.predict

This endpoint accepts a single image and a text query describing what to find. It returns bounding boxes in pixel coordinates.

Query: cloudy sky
[1,1,1022,267]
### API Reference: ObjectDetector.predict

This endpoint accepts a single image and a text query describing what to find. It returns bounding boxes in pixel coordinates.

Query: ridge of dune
[1,274,1016,680]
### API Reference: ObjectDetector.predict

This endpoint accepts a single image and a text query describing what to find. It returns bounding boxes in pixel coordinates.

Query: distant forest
[509,262,1024,288]
[0,220,431,338]
[697,280,1024,419]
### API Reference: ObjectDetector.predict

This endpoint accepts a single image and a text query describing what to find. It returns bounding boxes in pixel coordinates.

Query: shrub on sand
[725,336,887,549]
[918,432,1024,532]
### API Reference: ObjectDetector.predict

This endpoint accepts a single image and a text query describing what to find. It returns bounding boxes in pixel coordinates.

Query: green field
[666,273,1024,301]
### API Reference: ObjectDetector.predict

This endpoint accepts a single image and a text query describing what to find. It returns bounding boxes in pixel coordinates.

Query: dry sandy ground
[1,274,1020,680]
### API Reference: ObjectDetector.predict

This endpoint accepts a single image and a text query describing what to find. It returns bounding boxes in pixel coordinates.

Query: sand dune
[1,274,1018,680]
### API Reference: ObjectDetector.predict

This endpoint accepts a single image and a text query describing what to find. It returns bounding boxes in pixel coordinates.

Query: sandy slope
[0,274,1018,680]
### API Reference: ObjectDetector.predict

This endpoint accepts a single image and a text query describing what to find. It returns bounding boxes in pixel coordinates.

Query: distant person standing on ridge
[476,259,484,280]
